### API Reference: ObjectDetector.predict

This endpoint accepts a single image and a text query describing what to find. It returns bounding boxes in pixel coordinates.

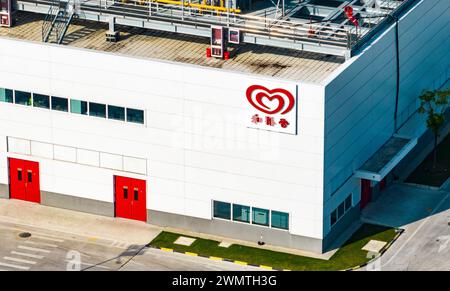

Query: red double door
[9,158,41,203]
[114,176,147,222]
[360,179,372,210]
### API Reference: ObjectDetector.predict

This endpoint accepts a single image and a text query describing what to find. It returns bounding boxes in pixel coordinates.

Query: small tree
[418,89,450,169]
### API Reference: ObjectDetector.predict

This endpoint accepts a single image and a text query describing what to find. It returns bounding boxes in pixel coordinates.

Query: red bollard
[224,51,230,60]
[206,47,212,58]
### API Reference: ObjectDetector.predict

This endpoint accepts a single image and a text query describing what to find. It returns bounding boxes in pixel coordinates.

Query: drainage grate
[18,232,32,238]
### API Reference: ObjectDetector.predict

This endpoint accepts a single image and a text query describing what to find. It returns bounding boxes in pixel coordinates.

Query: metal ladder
[42,0,75,44]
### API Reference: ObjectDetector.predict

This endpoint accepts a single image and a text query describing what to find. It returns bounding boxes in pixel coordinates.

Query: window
[0,88,13,103]
[89,102,106,118]
[344,194,352,212]
[233,204,250,223]
[213,201,231,220]
[134,188,139,201]
[331,194,353,228]
[252,207,269,226]
[108,105,125,121]
[70,99,88,115]
[337,202,345,219]
[15,91,32,106]
[17,169,22,181]
[330,210,337,226]
[27,171,32,182]
[51,96,68,112]
[33,94,50,109]
[126,108,144,124]
[271,211,289,230]
[123,187,128,199]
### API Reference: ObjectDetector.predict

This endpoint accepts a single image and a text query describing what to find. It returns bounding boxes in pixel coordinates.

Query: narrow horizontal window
[70,99,88,115]
[15,91,32,106]
[0,88,13,103]
[51,96,68,112]
[252,207,269,226]
[213,201,231,220]
[232,204,250,223]
[271,211,289,230]
[33,94,50,109]
[89,102,106,118]
[108,105,125,121]
[126,108,144,124]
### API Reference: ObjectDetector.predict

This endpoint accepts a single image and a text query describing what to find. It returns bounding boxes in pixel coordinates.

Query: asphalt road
[0,221,259,271]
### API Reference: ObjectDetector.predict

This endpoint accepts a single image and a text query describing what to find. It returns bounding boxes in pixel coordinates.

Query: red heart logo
[246,85,295,115]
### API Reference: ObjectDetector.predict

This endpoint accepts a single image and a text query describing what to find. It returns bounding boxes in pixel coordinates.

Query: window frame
[70,99,88,115]
[108,105,126,121]
[251,207,270,227]
[33,93,50,109]
[89,102,107,118]
[0,88,14,103]
[271,210,289,230]
[51,96,69,112]
[126,108,145,124]
[344,194,352,212]
[213,200,232,220]
[232,204,251,224]
[14,90,32,106]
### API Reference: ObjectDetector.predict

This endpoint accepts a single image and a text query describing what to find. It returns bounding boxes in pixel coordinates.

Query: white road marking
[24,240,58,248]
[10,251,44,260]
[18,245,51,253]
[0,261,30,270]
[4,257,36,265]
[32,235,64,243]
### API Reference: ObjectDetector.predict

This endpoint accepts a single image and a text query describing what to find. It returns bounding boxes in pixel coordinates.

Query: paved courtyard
[361,183,450,271]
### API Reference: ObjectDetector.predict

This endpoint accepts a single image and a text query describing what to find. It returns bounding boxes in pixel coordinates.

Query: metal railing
[25,0,416,52]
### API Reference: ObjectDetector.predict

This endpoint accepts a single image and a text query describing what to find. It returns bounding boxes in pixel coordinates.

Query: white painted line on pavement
[10,251,44,260]
[0,261,30,270]
[18,245,51,253]
[24,240,58,248]
[4,257,37,265]
[32,235,64,243]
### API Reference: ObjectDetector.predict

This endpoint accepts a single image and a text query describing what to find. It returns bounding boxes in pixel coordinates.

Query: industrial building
[0,0,448,253]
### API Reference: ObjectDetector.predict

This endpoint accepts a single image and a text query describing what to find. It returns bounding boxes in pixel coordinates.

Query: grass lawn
[406,133,450,187]
[149,224,398,271]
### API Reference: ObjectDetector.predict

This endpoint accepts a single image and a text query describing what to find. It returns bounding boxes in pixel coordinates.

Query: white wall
[322,0,450,235]
[0,37,326,238]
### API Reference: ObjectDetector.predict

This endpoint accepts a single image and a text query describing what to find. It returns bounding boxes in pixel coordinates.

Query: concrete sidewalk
[0,199,161,245]
[0,198,335,259]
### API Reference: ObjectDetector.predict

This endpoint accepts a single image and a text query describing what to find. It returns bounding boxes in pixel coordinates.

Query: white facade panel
[0,34,326,239]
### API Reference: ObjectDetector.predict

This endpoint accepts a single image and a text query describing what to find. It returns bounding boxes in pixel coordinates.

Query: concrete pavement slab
[0,199,160,245]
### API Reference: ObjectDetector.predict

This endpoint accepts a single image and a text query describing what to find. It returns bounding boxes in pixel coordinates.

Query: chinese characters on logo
[246,84,297,134]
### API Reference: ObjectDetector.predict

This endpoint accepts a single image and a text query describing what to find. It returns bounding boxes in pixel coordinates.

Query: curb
[342,228,405,271]
[440,177,450,190]
[147,245,289,271]
[401,182,441,191]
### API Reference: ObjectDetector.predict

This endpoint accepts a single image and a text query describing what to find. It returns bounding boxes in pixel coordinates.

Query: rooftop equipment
[0,0,11,27]
[11,0,417,57]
